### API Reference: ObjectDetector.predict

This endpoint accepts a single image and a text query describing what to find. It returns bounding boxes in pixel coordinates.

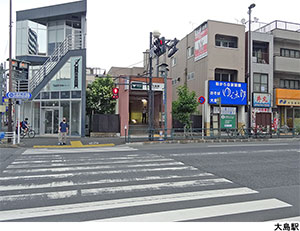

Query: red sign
[198,96,205,104]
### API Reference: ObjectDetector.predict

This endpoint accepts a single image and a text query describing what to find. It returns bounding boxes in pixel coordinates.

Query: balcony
[252,52,269,64]
[274,56,300,74]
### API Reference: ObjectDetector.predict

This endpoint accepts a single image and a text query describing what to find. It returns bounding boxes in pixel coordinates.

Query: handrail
[29,32,84,93]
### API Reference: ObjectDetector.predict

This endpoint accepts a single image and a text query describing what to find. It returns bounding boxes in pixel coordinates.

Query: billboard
[194,23,208,61]
[208,81,247,105]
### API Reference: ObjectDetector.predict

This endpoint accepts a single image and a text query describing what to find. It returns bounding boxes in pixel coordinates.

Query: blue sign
[6,92,32,99]
[208,81,247,105]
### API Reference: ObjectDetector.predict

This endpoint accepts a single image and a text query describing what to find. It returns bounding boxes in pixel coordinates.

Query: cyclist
[21,118,29,133]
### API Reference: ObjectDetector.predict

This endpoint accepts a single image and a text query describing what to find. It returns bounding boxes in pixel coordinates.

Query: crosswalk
[0,146,296,222]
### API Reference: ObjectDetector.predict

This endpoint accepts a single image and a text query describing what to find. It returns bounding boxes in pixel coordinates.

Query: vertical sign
[195,22,208,62]
[74,58,80,88]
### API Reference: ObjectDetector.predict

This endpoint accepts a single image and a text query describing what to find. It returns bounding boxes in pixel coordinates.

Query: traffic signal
[153,37,166,57]
[167,38,179,58]
[112,87,119,99]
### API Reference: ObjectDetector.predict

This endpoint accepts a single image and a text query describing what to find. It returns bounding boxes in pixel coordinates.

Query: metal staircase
[29,32,84,93]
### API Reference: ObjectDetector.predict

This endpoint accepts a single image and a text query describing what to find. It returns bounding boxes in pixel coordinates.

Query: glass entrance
[43,109,59,134]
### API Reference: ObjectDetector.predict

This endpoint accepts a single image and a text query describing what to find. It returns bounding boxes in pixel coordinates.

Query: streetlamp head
[153,30,161,38]
[249,3,256,9]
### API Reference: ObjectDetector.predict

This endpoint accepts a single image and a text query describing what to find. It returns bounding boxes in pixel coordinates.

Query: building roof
[16,0,86,25]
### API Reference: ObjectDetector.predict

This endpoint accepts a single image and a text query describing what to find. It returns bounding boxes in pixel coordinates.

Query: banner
[194,23,208,61]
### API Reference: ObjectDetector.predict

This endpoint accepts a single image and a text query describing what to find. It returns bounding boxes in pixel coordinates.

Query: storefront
[252,93,272,129]
[275,89,300,129]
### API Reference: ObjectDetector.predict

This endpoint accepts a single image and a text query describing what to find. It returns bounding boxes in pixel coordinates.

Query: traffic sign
[198,96,206,104]
[6,92,32,99]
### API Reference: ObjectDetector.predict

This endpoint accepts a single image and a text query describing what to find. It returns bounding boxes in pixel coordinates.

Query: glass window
[253,73,268,93]
[71,91,81,98]
[285,80,289,88]
[215,73,221,81]
[261,74,268,84]
[295,51,300,58]
[253,74,260,83]
[71,101,81,136]
[61,101,70,122]
[290,80,295,89]
[215,34,238,48]
[51,92,59,99]
[295,81,299,89]
[61,91,70,99]
[280,80,285,88]
[41,92,50,99]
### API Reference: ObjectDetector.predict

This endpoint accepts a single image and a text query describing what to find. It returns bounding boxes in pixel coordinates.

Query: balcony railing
[29,32,85,93]
[255,20,300,33]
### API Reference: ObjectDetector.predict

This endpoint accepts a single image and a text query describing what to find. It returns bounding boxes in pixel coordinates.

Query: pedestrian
[58,117,69,145]
[142,106,147,124]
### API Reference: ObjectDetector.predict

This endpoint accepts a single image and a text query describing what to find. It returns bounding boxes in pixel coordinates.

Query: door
[43,109,60,134]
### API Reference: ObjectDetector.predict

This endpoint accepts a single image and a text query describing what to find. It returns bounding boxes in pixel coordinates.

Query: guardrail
[126,127,300,143]
[0,131,16,145]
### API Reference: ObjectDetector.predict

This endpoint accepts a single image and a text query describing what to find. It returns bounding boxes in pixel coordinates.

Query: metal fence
[125,127,300,143]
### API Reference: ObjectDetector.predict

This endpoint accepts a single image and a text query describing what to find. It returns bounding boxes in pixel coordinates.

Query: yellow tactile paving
[33,141,115,149]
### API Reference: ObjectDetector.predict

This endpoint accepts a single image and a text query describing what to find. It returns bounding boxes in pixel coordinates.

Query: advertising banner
[208,81,247,105]
[194,23,208,62]
[253,93,271,108]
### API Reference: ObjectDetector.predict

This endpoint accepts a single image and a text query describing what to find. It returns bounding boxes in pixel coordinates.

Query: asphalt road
[0,140,299,222]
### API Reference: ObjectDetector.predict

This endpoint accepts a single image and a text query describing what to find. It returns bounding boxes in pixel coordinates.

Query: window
[280,48,300,59]
[280,79,300,89]
[187,72,195,81]
[171,57,177,67]
[215,34,238,48]
[253,73,268,93]
[215,69,237,82]
[187,47,194,58]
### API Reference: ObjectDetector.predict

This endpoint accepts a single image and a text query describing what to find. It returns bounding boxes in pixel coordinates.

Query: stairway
[29,32,84,97]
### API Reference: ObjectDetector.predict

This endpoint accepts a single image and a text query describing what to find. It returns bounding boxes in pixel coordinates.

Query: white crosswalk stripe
[0,148,295,222]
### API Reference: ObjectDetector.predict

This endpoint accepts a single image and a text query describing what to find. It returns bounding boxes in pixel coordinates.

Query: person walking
[142,106,147,124]
[58,117,69,145]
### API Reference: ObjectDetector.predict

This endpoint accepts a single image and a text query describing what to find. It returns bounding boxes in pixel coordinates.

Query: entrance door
[43,109,59,134]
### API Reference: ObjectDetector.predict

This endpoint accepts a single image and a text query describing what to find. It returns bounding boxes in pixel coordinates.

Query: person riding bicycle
[21,118,29,133]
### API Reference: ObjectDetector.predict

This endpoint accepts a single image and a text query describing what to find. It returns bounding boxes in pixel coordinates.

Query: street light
[248,3,256,129]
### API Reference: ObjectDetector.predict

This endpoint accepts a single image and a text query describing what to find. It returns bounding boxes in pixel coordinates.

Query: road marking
[81,178,233,196]
[98,199,292,222]
[7,158,177,168]
[0,166,198,181]
[0,173,214,191]
[33,141,115,149]
[23,146,138,154]
[0,187,257,221]
[0,190,78,202]
[207,143,289,148]
[3,161,186,174]
[171,149,299,156]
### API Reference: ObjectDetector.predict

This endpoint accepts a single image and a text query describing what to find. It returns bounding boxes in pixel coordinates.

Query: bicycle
[20,127,36,139]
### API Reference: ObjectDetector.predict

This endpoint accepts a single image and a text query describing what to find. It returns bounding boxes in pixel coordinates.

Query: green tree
[86,77,116,115]
[172,85,198,129]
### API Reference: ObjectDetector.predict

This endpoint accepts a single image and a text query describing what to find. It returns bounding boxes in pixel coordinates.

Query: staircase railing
[29,32,84,93]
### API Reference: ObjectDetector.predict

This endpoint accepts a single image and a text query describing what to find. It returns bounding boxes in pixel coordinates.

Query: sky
[0,0,299,72]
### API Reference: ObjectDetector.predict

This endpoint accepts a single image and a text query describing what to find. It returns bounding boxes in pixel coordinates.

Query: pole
[219,97,221,137]
[148,32,153,140]
[0,64,3,131]
[17,102,20,144]
[8,0,13,141]
[163,68,167,140]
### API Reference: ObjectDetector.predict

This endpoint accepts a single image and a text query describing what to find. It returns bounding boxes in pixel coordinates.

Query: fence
[125,127,300,143]
[0,132,16,145]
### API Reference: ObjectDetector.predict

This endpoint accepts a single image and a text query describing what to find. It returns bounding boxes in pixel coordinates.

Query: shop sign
[277,99,300,106]
[253,93,271,108]
[213,107,236,115]
[208,81,247,105]
[194,23,208,62]
[131,82,164,91]
[221,114,236,129]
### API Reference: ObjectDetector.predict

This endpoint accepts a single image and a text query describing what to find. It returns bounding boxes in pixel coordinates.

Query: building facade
[255,20,300,130]
[15,0,87,137]
[157,20,246,131]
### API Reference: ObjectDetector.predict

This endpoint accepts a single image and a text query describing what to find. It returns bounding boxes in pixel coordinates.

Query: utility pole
[148,32,154,140]
[159,63,168,140]
[7,0,13,140]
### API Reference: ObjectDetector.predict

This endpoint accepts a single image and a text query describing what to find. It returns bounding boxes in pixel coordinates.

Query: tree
[86,77,116,115]
[172,85,198,130]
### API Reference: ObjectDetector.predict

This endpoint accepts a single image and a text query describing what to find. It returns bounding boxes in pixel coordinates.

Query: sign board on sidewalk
[221,114,236,129]
[6,92,32,99]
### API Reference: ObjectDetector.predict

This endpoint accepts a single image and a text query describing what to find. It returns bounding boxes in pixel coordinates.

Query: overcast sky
[0,0,299,72]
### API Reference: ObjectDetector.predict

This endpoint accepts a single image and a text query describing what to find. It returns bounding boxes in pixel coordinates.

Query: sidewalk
[3,135,126,148]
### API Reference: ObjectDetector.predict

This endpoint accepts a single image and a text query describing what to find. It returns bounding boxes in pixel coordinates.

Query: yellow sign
[277,99,300,106]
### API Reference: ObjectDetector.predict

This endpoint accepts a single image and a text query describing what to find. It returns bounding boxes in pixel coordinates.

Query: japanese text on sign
[208,81,247,105]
